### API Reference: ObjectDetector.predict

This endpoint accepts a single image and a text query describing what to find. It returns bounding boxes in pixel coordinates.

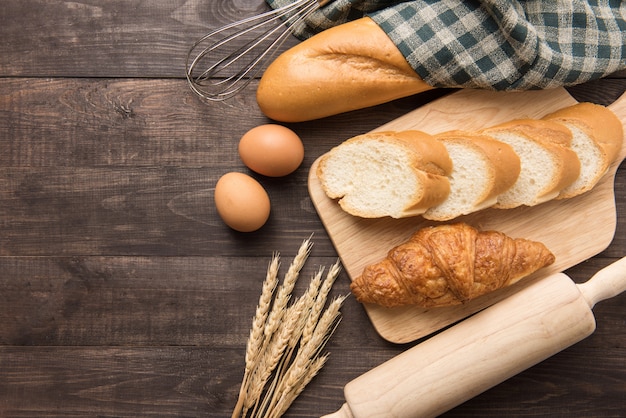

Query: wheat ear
[268,295,346,417]
[247,254,280,370]
[264,238,312,341]
[232,238,344,418]
[245,300,305,414]
[261,267,325,413]
[270,354,329,418]
[289,267,324,349]
[232,254,280,418]
[254,295,310,417]
[302,260,341,346]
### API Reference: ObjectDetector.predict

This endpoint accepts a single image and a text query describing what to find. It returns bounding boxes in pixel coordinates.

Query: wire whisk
[186,0,331,102]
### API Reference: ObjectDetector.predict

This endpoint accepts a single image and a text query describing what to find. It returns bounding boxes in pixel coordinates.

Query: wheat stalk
[245,300,305,413]
[231,238,345,418]
[301,296,345,362]
[302,260,341,346]
[259,267,324,414]
[265,295,346,417]
[288,266,324,349]
[264,238,312,341]
[247,255,280,369]
[254,295,311,417]
[232,255,280,418]
[270,354,329,418]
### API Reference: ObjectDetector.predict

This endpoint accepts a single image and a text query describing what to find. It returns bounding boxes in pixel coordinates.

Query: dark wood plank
[1,255,623,346]
[1,1,625,416]
[1,78,623,170]
[0,255,356,346]
[0,346,236,417]
[0,327,624,418]
[567,77,626,105]
[0,0,296,78]
[0,165,331,256]
[0,78,451,168]
[0,78,453,257]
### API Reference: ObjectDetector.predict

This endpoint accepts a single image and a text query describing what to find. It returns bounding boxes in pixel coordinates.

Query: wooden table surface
[1,1,625,417]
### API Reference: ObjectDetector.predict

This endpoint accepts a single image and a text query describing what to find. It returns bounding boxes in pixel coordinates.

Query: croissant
[350,223,555,308]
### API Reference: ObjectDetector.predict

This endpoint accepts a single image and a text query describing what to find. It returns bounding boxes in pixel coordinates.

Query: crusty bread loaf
[316,130,452,218]
[480,119,581,209]
[256,17,432,122]
[423,131,521,221]
[542,102,624,199]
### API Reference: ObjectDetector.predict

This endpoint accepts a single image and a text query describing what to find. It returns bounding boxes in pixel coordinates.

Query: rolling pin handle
[321,403,354,418]
[578,256,626,309]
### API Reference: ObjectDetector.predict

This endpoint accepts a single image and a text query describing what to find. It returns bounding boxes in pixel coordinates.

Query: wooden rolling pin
[323,256,626,418]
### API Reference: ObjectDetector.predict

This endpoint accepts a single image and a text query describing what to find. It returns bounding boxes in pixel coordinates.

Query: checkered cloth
[267,0,626,90]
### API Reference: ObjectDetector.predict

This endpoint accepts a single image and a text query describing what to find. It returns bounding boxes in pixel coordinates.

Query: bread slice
[423,131,521,221]
[480,119,580,209]
[317,130,452,218]
[542,102,624,199]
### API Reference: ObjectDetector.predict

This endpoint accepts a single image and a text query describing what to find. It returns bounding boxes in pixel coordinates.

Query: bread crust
[435,130,521,206]
[316,131,451,218]
[543,102,623,163]
[391,130,454,176]
[469,133,522,199]
[316,102,618,220]
[257,17,433,122]
[481,119,581,206]
[542,102,624,198]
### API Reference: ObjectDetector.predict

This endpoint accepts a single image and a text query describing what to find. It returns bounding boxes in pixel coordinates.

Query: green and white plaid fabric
[267,0,626,90]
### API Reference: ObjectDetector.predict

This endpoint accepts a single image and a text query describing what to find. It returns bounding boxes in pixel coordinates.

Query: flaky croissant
[350,223,555,308]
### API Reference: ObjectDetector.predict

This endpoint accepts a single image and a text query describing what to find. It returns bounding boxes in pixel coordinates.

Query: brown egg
[238,124,304,177]
[214,172,270,232]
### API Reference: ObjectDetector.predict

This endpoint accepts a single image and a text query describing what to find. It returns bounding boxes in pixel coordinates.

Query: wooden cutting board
[308,88,626,344]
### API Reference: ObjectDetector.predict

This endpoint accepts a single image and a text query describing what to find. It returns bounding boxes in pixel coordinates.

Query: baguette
[542,102,624,199]
[423,131,521,221]
[480,119,581,209]
[256,17,432,122]
[316,102,619,221]
[316,130,452,218]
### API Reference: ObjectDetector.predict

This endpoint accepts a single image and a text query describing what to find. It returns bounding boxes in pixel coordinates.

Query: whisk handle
[318,0,333,6]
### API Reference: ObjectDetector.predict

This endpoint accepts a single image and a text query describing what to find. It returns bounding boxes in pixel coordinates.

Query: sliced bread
[423,131,521,221]
[480,119,581,209]
[542,102,624,199]
[316,130,452,218]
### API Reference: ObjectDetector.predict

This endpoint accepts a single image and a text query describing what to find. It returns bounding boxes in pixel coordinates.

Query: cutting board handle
[578,256,626,308]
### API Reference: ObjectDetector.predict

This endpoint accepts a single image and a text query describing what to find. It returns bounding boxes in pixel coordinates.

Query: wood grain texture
[0,1,625,417]
[0,0,297,78]
[338,271,603,417]
[309,89,626,343]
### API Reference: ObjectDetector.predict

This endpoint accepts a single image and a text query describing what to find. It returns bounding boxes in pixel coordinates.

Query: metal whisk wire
[186,0,328,101]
